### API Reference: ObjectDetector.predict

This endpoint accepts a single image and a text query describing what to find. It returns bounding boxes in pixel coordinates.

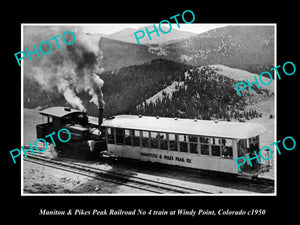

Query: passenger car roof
[101,115,267,139]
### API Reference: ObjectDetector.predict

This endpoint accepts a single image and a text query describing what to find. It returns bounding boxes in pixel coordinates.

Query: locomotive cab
[36,106,107,158]
[36,107,89,140]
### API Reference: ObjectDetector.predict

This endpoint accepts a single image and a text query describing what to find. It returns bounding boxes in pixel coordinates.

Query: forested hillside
[133,65,272,121]
[24,59,191,117]
[101,59,190,117]
[24,58,272,120]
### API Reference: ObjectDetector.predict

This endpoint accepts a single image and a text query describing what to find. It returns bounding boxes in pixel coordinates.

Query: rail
[24,154,213,194]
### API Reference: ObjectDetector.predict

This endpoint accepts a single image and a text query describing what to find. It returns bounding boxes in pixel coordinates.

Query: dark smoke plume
[24,26,104,111]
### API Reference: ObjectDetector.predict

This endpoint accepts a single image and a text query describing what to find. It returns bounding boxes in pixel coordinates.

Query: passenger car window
[189,135,198,154]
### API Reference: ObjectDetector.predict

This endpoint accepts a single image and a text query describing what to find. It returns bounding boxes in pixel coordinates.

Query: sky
[80,24,228,35]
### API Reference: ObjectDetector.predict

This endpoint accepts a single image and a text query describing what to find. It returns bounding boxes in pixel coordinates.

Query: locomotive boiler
[36,106,107,158]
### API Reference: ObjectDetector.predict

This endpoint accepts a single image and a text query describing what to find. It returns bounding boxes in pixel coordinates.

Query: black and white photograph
[21,23,276,195]
[3,4,299,223]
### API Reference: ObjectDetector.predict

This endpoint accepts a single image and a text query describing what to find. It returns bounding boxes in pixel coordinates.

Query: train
[36,106,269,178]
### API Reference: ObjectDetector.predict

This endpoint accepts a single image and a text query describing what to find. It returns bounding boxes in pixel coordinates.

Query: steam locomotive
[36,106,107,158]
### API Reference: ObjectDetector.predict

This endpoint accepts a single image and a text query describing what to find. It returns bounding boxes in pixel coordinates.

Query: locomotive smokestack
[98,107,103,128]
[85,73,104,129]
[98,99,105,129]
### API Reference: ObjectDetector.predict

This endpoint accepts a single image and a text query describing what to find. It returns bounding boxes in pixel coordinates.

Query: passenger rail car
[101,115,268,177]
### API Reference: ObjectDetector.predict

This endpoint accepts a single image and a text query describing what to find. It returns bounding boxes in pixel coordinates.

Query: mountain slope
[99,25,274,73]
[134,65,272,120]
[143,64,275,107]
[106,28,137,43]
[99,37,160,71]
[100,59,191,116]
[211,64,274,92]
[24,58,273,121]
[159,25,274,74]
[24,59,192,117]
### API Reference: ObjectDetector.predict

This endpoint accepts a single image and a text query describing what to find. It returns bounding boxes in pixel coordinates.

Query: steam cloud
[24,26,105,111]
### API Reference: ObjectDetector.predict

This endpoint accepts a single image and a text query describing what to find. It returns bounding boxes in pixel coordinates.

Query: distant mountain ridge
[106,25,196,45]
[98,25,274,73]
[99,37,159,71]
[161,25,274,74]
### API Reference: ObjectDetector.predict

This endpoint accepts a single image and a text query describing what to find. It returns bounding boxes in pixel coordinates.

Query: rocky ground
[23,160,152,194]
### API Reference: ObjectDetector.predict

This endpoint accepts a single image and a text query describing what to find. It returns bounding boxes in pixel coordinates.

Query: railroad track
[105,157,275,193]
[177,164,274,188]
[24,154,212,194]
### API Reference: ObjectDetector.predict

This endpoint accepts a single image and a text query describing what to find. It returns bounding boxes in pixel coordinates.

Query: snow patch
[211,64,274,92]
[144,71,190,105]
[145,81,184,105]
